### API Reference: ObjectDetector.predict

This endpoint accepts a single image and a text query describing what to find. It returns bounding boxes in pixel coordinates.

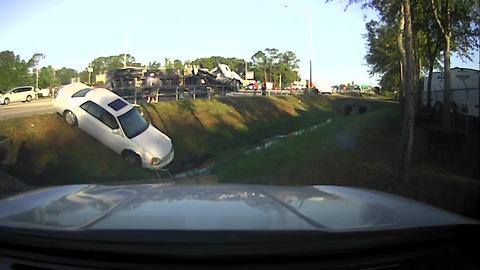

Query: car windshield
[118,108,149,139]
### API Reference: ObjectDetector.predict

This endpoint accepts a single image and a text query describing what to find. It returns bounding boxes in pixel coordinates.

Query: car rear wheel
[26,95,32,102]
[63,110,78,126]
[122,150,141,166]
[3,98,10,105]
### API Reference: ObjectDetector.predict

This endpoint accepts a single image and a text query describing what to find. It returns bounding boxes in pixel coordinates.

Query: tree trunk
[397,12,406,105]
[399,60,404,100]
[426,62,434,111]
[442,35,452,128]
[398,5,408,148]
[398,0,416,183]
[426,42,437,120]
[414,44,421,113]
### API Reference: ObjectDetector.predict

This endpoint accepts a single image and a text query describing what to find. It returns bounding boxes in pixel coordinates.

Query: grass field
[213,105,480,218]
[0,95,370,186]
[1,94,476,218]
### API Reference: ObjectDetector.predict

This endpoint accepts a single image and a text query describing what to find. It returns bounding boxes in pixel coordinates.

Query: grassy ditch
[0,95,386,186]
[213,106,480,218]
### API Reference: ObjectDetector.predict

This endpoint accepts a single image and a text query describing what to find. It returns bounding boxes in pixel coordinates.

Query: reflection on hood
[0,184,477,231]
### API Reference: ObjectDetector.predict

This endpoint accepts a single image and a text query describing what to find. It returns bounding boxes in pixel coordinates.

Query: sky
[1,0,478,90]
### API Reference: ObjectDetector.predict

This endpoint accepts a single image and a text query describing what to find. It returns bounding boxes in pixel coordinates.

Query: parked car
[35,88,52,97]
[53,83,174,169]
[0,86,36,105]
[245,82,259,90]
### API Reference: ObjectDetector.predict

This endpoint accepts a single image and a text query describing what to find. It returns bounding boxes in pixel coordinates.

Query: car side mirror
[112,129,123,136]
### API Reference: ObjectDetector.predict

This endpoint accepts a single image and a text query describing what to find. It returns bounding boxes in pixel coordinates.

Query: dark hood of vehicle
[0,184,477,232]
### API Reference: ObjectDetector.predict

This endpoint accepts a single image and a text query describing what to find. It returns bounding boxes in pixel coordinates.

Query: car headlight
[151,157,161,165]
[150,148,174,165]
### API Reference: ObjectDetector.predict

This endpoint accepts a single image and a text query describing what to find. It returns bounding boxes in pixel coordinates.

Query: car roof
[85,88,132,117]
[12,86,33,88]
[58,83,90,96]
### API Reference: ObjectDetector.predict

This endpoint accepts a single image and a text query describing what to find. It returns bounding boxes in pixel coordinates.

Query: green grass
[1,95,386,186]
[213,105,480,218]
[0,115,154,186]
[213,107,401,185]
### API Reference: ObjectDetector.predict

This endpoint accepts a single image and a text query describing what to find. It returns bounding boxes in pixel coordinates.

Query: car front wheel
[63,110,78,126]
[26,95,32,102]
[3,98,10,105]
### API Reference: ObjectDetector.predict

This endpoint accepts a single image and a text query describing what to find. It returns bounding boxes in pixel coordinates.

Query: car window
[80,101,119,129]
[100,110,119,129]
[72,88,92,98]
[80,101,99,118]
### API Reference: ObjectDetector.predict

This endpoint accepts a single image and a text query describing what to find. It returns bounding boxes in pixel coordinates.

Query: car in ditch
[52,83,174,169]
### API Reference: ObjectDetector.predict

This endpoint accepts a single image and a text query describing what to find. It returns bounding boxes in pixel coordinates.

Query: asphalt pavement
[0,91,298,120]
[0,98,55,120]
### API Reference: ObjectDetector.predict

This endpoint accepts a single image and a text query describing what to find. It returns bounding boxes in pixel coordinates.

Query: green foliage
[148,61,161,69]
[191,56,245,74]
[55,67,78,85]
[0,51,37,90]
[38,65,59,88]
[79,70,89,84]
[164,58,174,69]
[363,20,401,93]
[361,0,478,94]
[173,59,183,70]
[250,48,300,87]
[88,54,142,77]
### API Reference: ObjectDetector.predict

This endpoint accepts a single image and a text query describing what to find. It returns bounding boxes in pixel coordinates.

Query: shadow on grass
[0,95,394,187]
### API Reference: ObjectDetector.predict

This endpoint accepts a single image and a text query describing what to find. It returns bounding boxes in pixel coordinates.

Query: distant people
[145,73,160,103]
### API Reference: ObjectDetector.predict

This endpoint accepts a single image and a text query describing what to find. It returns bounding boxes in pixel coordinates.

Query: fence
[114,85,308,104]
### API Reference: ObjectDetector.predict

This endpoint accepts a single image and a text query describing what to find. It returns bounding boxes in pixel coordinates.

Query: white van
[0,86,37,105]
[422,67,479,117]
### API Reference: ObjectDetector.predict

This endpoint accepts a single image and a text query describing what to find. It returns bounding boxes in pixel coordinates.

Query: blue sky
[1,0,478,89]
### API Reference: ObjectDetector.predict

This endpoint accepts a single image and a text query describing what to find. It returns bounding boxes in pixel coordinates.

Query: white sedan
[53,83,174,169]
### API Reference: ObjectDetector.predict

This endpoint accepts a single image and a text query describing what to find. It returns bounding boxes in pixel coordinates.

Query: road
[0,98,55,120]
[0,91,301,120]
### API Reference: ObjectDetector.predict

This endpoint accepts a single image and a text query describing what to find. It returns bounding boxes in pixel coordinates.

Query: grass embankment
[214,105,480,218]
[0,95,371,186]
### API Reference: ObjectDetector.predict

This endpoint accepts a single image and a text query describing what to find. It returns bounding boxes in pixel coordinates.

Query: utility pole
[35,67,39,90]
[87,66,93,85]
[284,4,313,90]
[307,12,312,90]
[123,32,128,68]
[245,60,248,79]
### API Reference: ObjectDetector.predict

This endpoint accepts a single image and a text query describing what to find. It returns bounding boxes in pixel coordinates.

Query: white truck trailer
[422,67,479,117]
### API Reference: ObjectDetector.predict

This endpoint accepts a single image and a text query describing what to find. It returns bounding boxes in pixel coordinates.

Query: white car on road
[0,86,37,105]
[53,83,174,169]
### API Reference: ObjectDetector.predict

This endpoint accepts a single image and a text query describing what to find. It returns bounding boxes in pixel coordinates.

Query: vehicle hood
[131,125,172,158]
[0,184,477,231]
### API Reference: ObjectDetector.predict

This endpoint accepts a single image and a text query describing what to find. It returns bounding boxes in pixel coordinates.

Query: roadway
[0,98,55,120]
[0,91,300,120]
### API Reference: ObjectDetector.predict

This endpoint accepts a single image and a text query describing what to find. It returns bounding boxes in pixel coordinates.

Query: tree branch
[429,0,446,36]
